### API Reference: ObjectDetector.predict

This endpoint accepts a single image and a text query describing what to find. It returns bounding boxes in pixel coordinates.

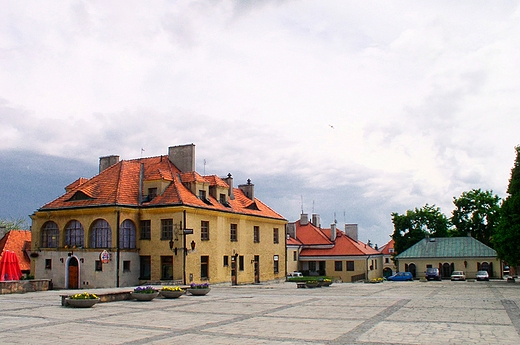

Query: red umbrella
[0,250,23,281]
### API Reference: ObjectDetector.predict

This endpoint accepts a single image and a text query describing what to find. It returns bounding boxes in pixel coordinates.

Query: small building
[379,239,396,278]
[30,144,287,289]
[286,213,382,282]
[395,236,500,279]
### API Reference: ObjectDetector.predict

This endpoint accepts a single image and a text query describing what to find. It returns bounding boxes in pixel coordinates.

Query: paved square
[1,280,519,344]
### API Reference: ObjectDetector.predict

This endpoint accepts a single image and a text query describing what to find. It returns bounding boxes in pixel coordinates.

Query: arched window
[119,219,136,249]
[41,221,59,248]
[65,220,84,247]
[90,219,112,248]
[408,263,417,278]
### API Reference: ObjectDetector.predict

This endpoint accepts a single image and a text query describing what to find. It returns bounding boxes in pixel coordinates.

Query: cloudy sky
[1,1,519,246]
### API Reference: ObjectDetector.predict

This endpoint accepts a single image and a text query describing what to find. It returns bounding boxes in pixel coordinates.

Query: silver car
[476,270,489,281]
[450,271,466,281]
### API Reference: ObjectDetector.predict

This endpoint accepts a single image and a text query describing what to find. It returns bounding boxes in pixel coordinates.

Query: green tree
[450,189,501,248]
[392,204,450,254]
[494,146,520,267]
[0,217,30,231]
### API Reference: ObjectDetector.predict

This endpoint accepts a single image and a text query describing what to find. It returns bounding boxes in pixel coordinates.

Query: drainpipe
[366,255,371,282]
[116,210,121,287]
[183,210,187,285]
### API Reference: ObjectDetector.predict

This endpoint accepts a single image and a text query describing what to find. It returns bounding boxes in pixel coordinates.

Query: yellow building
[30,144,287,289]
[286,214,383,282]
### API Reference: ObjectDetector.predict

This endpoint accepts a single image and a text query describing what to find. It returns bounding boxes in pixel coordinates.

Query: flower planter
[132,292,159,301]
[319,281,332,287]
[66,298,100,308]
[187,288,211,296]
[160,290,185,299]
[305,282,319,288]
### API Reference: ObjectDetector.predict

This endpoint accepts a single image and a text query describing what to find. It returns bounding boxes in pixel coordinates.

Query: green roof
[396,237,497,259]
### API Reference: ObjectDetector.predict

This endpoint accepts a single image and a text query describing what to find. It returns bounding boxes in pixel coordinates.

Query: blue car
[387,272,413,281]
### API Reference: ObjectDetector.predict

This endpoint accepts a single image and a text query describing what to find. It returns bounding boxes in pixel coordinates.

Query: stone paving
[1,280,520,344]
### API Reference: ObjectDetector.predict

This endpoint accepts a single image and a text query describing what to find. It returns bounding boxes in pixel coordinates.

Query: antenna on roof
[203,159,206,175]
[140,148,145,158]
[300,195,304,214]
[312,200,315,213]
[334,212,337,224]
[343,210,346,223]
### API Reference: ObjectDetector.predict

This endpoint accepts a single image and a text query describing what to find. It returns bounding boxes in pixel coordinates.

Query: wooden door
[254,255,260,284]
[231,258,237,286]
[68,257,79,289]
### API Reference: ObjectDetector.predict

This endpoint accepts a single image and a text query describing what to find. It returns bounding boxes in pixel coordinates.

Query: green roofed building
[395,236,501,280]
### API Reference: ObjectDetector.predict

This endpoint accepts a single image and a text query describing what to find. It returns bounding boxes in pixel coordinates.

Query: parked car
[425,268,441,281]
[287,271,303,278]
[387,272,413,281]
[450,271,466,281]
[476,270,489,281]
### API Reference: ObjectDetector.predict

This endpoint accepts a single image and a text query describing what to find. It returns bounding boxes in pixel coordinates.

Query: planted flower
[190,282,210,289]
[133,286,157,294]
[161,286,184,292]
[70,292,99,300]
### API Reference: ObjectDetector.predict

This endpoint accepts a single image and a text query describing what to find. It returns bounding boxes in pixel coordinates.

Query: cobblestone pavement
[1,280,520,344]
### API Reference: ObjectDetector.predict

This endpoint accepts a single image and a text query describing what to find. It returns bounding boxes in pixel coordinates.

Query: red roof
[39,155,285,220]
[379,239,395,255]
[0,230,31,271]
[290,220,379,257]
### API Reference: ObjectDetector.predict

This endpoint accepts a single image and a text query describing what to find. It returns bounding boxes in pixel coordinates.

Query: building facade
[30,144,287,289]
[286,214,383,282]
[395,236,501,279]
[379,239,396,278]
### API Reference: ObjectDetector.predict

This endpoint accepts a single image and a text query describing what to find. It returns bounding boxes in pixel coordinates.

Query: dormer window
[148,188,157,200]
[67,191,94,201]
[199,190,206,199]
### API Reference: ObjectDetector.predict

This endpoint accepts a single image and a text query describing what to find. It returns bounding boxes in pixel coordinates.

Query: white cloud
[1,1,520,245]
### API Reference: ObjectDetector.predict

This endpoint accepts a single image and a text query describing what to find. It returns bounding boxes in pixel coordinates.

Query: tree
[494,146,520,267]
[0,217,30,231]
[450,189,501,248]
[392,204,450,254]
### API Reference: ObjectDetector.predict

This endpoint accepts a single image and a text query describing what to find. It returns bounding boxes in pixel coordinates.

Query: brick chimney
[238,179,254,200]
[330,223,337,242]
[299,213,309,226]
[311,214,320,227]
[168,144,195,172]
[345,224,358,241]
[223,173,235,200]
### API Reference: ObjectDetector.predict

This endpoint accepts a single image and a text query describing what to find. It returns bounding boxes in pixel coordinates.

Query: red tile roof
[379,239,395,255]
[0,230,31,271]
[39,155,285,220]
[290,220,380,257]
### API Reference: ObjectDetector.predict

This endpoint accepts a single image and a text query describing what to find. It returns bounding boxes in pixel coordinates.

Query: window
[65,220,84,247]
[199,190,206,199]
[293,251,297,261]
[385,257,390,264]
[148,187,157,200]
[90,219,112,248]
[309,261,316,272]
[161,256,173,280]
[389,248,394,253]
[95,260,102,271]
[335,261,343,271]
[201,256,209,279]
[41,221,59,248]
[274,255,279,274]
[273,228,279,244]
[219,193,226,204]
[223,256,229,267]
[140,220,151,240]
[253,226,260,243]
[161,219,173,240]
[45,259,52,270]
[119,219,136,249]
[201,221,210,241]
[239,255,244,271]
[139,256,151,279]
[346,261,354,271]
[230,224,237,242]
[123,260,131,272]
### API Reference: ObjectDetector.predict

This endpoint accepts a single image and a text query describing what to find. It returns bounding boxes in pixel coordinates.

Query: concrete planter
[132,292,159,301]
[65,298,100,308]
[187,288,210,296]
[160,290,185,299]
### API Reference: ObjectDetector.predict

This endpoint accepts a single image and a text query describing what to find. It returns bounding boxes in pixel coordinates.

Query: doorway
[231,255,237,285]
[68,256,79,289]
[254,255,260,283]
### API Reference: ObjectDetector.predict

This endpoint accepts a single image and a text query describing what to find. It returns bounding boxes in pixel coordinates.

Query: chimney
[99,155,120,173]
[0,226,7,240]
[311,214,320,227]
[330,223,336,242]
[238,179,254,200]
[168,144,196,172]
[300,213,309,226]
[345,224,358,241]
[223,173,235,200]
[287,223,296,239]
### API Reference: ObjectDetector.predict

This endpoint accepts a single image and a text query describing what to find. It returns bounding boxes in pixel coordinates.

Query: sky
[1,1,520,247]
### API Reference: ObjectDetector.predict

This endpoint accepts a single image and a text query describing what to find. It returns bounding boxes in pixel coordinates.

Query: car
[425,268,441,281]
[476,270,489,281]
[287,271,303,278]
[450,271,466,281]
[387,272,413,281]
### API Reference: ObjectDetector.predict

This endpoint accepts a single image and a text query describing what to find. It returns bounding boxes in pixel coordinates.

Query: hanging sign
[100,250,111,264]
